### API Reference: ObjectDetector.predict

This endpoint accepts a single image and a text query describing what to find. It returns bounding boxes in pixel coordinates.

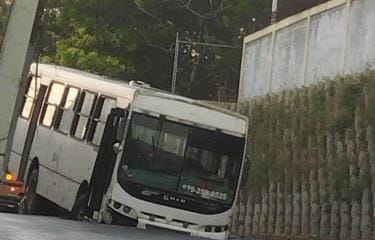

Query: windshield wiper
[151,135,156,151]
[151,115,165,152]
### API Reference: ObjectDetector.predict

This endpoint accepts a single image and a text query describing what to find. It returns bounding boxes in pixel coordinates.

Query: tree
[41,0,271,101]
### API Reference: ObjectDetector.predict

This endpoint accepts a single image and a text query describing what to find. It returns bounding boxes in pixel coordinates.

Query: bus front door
[88,108,126,219]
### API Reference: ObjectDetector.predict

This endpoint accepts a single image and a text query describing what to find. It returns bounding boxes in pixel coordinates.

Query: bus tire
[70,193,89,221]
[25,168,39,214]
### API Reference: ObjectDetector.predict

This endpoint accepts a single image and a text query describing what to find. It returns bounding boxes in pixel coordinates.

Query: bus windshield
[118,112,245,207]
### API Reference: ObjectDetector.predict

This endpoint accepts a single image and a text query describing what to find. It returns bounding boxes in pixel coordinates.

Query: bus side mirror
[116,110,128,141]
[240,158,250,187]
[113,109,128,154]
[113,142,123,154]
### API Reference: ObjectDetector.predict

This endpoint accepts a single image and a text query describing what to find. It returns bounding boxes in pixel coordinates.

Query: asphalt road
[0,213,200,240]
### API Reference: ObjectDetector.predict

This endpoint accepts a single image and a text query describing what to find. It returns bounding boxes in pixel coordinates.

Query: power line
[170,31,237,93]
[177,40,237,49]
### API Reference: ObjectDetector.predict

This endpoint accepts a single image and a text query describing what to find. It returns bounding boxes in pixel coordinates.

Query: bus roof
[30,63,248,122]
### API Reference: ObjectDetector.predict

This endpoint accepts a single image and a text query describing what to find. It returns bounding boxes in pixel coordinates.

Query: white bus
[8,63,248,240]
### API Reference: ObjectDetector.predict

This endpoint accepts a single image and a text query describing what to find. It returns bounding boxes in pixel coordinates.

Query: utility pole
[170,31,237,94]
[171,32,179,93]
[0,0,44,176]
[271,0,278,24]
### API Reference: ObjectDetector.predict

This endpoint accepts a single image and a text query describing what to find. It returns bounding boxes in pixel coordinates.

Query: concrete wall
[239,0,375,100]
[227,71,375,239]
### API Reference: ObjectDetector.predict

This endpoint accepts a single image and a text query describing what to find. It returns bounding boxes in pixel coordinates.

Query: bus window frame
[19,75,39,120]
[87,94,117,146]
[54,85,81,136]
[39,81,65,129]
[71,89,98,142]
[38,83,120,148]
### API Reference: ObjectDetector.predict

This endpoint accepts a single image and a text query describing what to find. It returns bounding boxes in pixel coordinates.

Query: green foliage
[309,83,326,133]
[327,76,363,134]
[40,0,270,101]
[359,70,375,127]
[330,154,350,201]
[235,70,375,200]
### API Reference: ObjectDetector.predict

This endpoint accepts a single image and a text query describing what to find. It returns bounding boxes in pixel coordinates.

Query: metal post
[0,0,42,176]
[170,31,236,94]
[171,32,179,93]
[271,0,278,24]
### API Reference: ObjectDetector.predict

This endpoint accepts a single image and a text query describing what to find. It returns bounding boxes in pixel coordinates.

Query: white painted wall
[346,0,375,73]
[271,19,307,92]
[239,35,272,98]
[305,5,346,85]
[239,0,375,100]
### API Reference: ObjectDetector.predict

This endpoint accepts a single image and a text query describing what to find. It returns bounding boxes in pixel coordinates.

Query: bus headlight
[204,226,212,232]
[113,202,121,209]
[214,226,222,233]
[123,206,131,214]
[108,199,137,219]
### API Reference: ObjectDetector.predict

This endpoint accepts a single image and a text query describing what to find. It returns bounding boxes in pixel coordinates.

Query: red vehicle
[0,171,25,212]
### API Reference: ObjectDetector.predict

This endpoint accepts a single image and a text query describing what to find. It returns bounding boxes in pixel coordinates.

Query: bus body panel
[10,64,135,211]
[52,171,81,210]
[8,152,21,178]
[110,182,232,226]
[30,127,54,171]
[8,117,32,175]
[30,64,137,102]
[11,118,30,157]
[9,63,248,240]
[132,94,247,136]
[43,131,98,210]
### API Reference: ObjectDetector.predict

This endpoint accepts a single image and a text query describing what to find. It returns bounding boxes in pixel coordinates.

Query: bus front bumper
[106,202,229,240]
[137,218,229,240]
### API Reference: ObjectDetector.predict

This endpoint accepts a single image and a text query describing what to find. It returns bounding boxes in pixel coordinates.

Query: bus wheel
[70,193,88,221]
[25,169,39,214]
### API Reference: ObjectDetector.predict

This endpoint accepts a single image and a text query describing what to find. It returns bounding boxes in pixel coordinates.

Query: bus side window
[20,76,40,119]
[55,86,79,134]
[40,82,64,127]
[87,96,116,145]
[73,91,97,139]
